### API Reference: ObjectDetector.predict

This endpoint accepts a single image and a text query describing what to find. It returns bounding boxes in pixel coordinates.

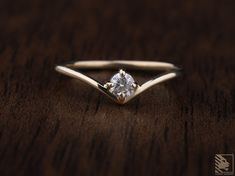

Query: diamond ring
[55,60,180,104]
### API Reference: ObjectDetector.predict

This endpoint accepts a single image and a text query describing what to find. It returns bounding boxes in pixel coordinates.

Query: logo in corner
[215,154,234,175]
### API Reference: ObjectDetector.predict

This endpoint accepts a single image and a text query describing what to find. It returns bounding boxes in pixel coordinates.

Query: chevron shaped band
[55,60,180,104]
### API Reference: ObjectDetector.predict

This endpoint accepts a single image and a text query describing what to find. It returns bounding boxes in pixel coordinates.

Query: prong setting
[119,69,126,77]
[117,93,126,103]
[104,82,114,89]
[132,82,138,89]
[105,69,137,103]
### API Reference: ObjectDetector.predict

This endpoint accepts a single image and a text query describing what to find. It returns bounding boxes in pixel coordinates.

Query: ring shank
[55,60,180,104]
[65,60,180,71]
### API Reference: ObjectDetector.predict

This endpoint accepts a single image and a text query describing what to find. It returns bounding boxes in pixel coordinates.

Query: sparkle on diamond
[109,72,135,98]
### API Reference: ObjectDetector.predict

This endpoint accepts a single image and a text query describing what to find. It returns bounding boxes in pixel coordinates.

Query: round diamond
[109,71,135,98]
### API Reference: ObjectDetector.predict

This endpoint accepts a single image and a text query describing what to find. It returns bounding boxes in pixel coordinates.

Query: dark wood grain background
[0,0,235,175]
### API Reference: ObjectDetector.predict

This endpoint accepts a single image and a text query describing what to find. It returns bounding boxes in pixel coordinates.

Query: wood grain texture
[0,0,235,175]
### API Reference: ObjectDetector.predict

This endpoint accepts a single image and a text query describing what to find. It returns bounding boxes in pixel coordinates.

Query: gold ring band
[55,60,180,104]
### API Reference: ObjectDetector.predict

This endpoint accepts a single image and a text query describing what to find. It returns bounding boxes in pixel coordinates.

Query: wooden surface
[0,0,235,175]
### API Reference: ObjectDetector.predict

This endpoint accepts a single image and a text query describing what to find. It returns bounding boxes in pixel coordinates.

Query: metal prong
[104,82,114,89]
[132,82,138,89]
[119,69,126,77]
[117,93,126,103]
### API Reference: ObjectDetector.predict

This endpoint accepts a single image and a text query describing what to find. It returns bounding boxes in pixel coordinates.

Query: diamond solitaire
[104,69,138,101]
[55,60,180,104]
